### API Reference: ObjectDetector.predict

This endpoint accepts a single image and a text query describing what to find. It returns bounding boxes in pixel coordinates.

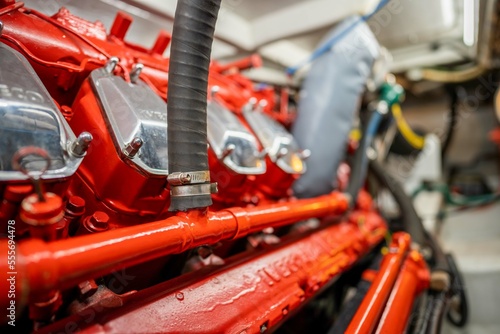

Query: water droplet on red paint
[176,292,184,300]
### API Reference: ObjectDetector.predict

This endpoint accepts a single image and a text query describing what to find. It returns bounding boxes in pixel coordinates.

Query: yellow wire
[391,104,425,150]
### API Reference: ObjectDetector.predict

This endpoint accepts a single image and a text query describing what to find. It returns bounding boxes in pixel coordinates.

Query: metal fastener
[130,63,144,84]
[70,132,93,156]
[104,57,120,74]
[84,211,110,232]
[123,137,143,158]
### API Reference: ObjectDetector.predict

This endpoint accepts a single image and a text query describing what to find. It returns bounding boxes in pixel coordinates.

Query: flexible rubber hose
[446,253,469,327]
[413,291,448,334]
[441,86,458,161]
[392,104,425,150]
[421,64,485,83]
[369,160,448,266]
[346,110,384,203]
[167,0,221,211]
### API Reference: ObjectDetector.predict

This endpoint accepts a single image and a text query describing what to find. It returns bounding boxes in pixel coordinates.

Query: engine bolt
[123,137,143,158]
[78,280,98,299]
[66,196,86,216]
[210,85,220,99]
[60,196,86,238]
[84,211,110,233]
[130,63,144,84]
[197,246,213,259]
[70,132,93,156]
[104,56,120,74]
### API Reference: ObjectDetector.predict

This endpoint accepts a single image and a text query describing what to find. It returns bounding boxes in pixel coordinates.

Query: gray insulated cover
[292,16,380,198]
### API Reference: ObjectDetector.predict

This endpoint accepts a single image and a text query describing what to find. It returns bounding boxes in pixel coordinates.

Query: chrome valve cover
[90,65,169,176]
[0,43,81,181]
[207,100,266,175]
[243,106,307,175]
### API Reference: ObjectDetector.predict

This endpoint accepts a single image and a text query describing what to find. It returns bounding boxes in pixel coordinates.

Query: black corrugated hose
[369,160,469,332]
[167,0,221,211]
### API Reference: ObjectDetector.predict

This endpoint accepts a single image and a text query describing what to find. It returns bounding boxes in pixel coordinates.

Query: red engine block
[0,2,431,333]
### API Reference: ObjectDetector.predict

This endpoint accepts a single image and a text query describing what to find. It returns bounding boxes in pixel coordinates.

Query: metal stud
[221,144,235,159]
[70,132,93,157]
[210,85,220,99]
[297,149,311,160]
[104,57,120,74]
[123,137,143,158]
[130,63,144,83]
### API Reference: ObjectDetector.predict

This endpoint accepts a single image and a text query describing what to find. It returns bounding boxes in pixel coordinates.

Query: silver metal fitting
[276,147,289,159]
[167,171,210,186]
[255,149,268,160]
[297,149,311,160]
[221,144,236,159]
[366,146,378,161]
[69,132,93,157]
[130,63,144,84]
[376,100,389,115]
[170,183,217,197]
[258,99,268,110]
[0,21,4,36]
[210,85,220,99]
[122,137,143,158]
[243,97,258,112]
[104,57,120,74]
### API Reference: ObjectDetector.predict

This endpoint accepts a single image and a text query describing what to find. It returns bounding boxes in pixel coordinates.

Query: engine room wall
[403,83,500,332]
[403,88,498,166]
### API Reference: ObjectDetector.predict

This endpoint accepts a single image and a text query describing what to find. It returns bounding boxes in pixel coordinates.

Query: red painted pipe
[375,250,430,334]
[345,232,411,334]
[39,213,387,334]
[214,54,263,73]
[0,192,348,310]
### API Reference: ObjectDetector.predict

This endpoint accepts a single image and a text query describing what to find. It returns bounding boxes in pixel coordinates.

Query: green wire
[412,183,500,207]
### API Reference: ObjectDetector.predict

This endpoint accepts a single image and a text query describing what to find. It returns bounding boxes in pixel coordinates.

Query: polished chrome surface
[69,132,93,157]
[90,65,169,176]
[168,171,210,186]
[0,43,81,181]
[207,100,266,175]
[243,106,307,175]
[170,183,214,197]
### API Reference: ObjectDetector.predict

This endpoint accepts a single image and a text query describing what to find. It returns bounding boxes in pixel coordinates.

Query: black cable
[346,110,384,203]
[446,254,469,327]
[369,160,469,331]
[327,253,383,334]
[441,85,458,161]
[413,291,448,334]
[369,160,450,270]
[368,160,426,247]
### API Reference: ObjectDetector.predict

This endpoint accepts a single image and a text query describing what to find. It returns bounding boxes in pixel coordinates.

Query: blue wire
[286,0,390,76]
[346,109,385,201]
